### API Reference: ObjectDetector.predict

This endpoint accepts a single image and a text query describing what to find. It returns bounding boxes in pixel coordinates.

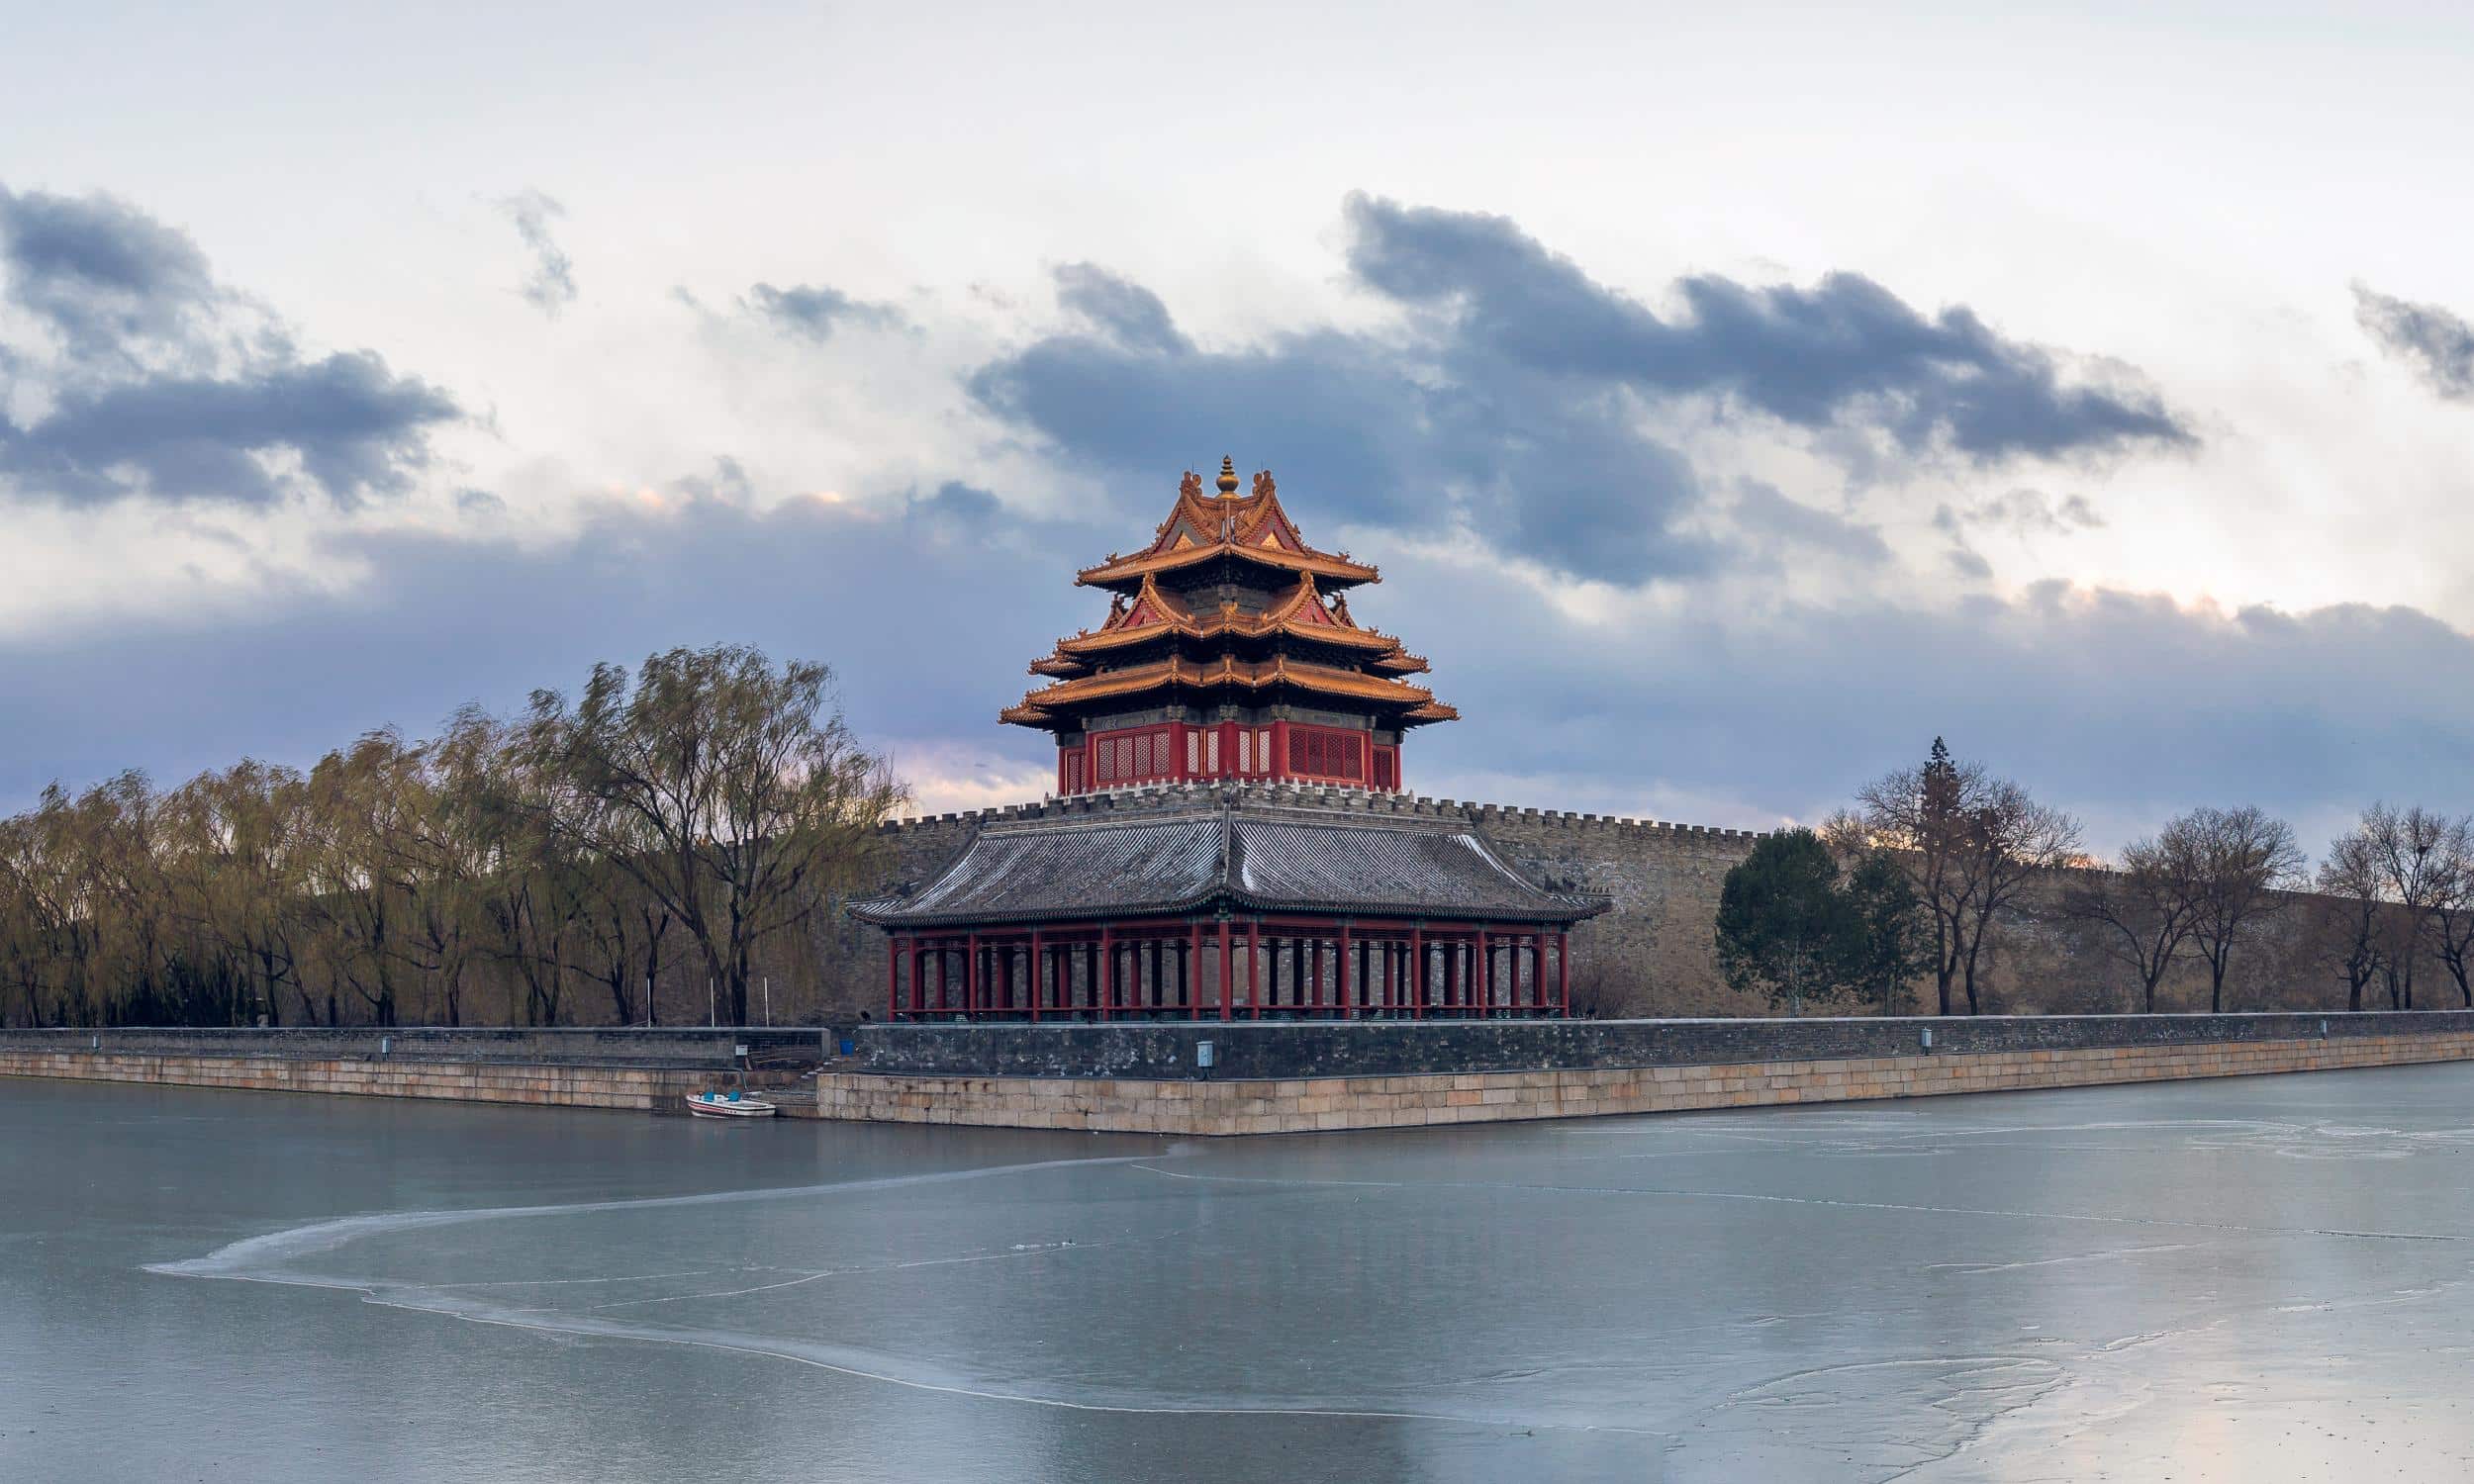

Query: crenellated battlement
[882,782,1773,843]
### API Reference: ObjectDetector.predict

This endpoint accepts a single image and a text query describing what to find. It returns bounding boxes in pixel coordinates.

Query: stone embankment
[0,1027,821,1114]
[812,1011,2474,1135]
[12,1016,2474,1135]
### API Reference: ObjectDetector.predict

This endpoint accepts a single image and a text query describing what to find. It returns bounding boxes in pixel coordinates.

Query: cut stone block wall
[0,1049,722,1111]
[811,1029,2474,1136]
[0,1026,823,1067]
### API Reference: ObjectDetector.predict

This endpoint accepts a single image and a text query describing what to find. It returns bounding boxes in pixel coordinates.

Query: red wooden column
[1409,927,1425,1019]
[1218,920,1234,1021]
[1475,928,1491,1015]
[1098,926,1114,1021]
[1248,922,1263,1020]
[886,935,900,1021]
[1338,923,1355,1019]
[965,932,981,1018]
[1189,922,1205,1020]
[1028,931,1045,1022]
[1558,931,1570,1016]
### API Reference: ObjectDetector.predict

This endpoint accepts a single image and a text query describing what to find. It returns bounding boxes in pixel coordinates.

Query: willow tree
[300,731,427,1026]
[525,645,905,1025]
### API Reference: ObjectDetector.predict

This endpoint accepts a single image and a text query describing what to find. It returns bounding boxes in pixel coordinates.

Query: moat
[8,1068,2474,1481]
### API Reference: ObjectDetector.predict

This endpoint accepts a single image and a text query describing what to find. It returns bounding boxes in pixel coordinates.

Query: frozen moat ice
[9,1065,2474,1480]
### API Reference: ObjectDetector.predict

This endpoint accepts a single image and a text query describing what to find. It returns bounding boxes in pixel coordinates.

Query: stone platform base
[809,1028,2474,1135]
[0,1049,730,1112]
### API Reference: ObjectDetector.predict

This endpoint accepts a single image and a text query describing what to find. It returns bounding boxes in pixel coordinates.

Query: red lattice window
[1286,725,1365,782]
[1087,725,1179,788]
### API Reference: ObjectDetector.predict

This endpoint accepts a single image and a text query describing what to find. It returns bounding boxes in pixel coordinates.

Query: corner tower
[1002,458,1457,794]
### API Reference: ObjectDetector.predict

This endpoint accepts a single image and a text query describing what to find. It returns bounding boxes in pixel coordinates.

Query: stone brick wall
[0,1049,724,1111]
[812,1027,2474,1135]
[0,1026,823,1067]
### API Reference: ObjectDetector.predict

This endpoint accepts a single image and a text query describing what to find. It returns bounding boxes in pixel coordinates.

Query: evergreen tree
[1716,829,1854,1015]
[1837,850,1932,1016]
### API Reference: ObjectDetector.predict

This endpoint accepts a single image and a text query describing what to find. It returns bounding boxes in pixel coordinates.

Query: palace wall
[813,783,2401,1022]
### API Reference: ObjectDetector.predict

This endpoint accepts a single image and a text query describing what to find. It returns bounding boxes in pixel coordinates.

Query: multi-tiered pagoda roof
[1004,460,1455,796]
[1001,460,1457,734]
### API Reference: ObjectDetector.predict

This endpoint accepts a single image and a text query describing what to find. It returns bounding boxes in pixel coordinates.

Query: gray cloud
[1733,480,1890,565]
[1053,262,1187,353]
[972,281,1712,586]
[2353,280,2474,400]
[969,197,2185,586]
[1944,544,1994,581]
[496,189,576,318]
[1342,195,2193,460]
[744,282,904,341]
[0,184,457,509]
[1935,488,2103,537]
[0,351,456,507]
[9,482,2471,862]
[0,185,216,368]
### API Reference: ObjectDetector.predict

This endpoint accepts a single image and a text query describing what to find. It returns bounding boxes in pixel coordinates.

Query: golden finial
[1180,470,1201,500]
[1215,456,1239,496]
[1252,469,1276,499]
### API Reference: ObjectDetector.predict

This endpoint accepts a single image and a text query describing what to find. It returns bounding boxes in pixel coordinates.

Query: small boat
[685,1088,778,1119]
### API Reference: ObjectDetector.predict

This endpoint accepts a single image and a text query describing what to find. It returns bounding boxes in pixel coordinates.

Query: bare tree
[2062,836,2196,1012]
[2360,803,2460,1010]
[2171,806,2306,1013]
[1855,740,2081,1014]
[2318,828,2390,1012]
[2432,829,2474,1008]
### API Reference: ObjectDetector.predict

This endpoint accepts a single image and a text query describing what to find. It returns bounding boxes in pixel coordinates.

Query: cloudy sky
[6,1,2474,857]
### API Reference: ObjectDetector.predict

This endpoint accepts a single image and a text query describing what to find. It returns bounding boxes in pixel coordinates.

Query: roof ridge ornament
[1252,469,1275,499]
[1216,456,1240,496]
[1180,470,1202,501]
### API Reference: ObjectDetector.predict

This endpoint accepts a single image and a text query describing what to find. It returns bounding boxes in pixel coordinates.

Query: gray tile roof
[853,798,1606,928]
